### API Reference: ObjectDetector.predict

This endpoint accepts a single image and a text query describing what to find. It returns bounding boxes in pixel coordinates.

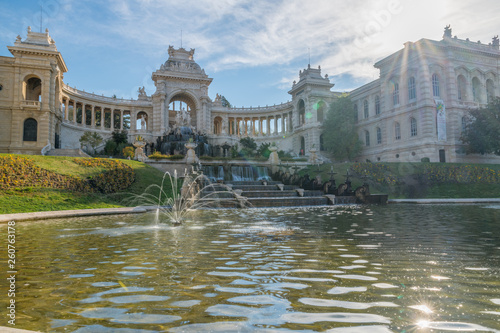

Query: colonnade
[61,96,148,132]
[224,111,293,137]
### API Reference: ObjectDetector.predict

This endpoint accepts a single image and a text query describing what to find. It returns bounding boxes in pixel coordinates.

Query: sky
[2,0,500,107]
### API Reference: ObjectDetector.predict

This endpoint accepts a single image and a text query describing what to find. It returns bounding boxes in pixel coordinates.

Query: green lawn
[0,154,169,214]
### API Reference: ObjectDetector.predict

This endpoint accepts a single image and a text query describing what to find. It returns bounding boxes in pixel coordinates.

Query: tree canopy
[79,131,103,154]
[461,98,500,155]
[321,93,363,161]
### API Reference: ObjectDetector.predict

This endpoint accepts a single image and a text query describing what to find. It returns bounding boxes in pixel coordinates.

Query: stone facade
[0,26,498,163]
[351,26,500,163]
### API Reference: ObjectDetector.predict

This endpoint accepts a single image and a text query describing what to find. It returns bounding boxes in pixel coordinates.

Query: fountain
[126,168,250,225]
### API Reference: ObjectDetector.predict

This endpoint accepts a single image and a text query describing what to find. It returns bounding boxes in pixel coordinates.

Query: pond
[2,204,500,332]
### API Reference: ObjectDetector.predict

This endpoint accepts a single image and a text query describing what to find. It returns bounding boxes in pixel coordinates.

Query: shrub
[123,146,135,159]
[104,140,117,156]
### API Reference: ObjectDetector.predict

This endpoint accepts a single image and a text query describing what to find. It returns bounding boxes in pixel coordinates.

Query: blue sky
[2,0,500,107]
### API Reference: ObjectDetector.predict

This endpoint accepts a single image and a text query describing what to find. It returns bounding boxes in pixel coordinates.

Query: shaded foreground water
[1,204,500,332]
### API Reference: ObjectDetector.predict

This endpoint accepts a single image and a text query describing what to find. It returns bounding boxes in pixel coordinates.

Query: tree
[221,95,232,108]
[79,131,103,154]
[322,93,363,161]
[461,98,500,155]
[239,137,257,157]
[112,130,128,145]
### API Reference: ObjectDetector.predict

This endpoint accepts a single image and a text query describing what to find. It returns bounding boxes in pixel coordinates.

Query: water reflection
[4,204,500,332]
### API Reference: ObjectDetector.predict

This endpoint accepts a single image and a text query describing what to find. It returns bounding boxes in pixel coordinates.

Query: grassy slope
[0,154,168,214]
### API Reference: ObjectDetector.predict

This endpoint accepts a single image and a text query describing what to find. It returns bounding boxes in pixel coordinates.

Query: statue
[443,25,452,38]
[138,86,146,97]
[493,35,499,49]
[140,114,147,130]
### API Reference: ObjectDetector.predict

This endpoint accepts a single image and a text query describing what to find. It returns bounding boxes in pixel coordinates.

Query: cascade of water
[256,166,270,181]
[217,165,224,181]
[231,166,242,181]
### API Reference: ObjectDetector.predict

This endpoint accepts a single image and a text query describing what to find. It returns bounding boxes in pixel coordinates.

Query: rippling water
[1,204,500,332]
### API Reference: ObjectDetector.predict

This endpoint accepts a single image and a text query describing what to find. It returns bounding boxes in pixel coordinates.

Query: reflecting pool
[1,204,500,332]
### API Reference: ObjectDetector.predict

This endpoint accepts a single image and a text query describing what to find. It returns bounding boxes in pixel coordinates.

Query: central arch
[167,91,199,129]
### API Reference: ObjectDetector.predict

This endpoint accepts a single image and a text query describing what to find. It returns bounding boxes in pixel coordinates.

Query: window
[23,118,38,141]
[472,77,481,102]
[392,82,400,106]
[375,95,380,115]
[317,101,325,122]
[395,122,401,140]
[365,130,370,146]
[410,117,417,137]
[376,127,382,144]
[363,100,369,118]
[486,79,495,103]
[298,100,305,125]
[408,76,416,100]
[25,77,42,101]
[432,74,440,97]
[457,75,466,101]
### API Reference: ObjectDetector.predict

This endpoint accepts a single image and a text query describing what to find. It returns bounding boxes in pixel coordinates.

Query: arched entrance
[168,93,198,129]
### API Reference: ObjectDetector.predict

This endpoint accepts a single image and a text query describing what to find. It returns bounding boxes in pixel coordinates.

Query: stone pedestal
[133,141,147,162]
[308,147,319,165]
[185,142,199,164]
[268,145,280,165]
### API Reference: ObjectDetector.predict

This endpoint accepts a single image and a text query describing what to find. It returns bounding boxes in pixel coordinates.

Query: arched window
[486,79,495,103]
[376,127,382,144]
[365,130,370,146]
[25,77,42,101]
[136,111,148,130]
[395,122,401,140]
[316,101,326,122]
[392,82,400,106]
[472,77,481,103]
[300,136,305,155]
[375,95,380,115]
[363,100,369,119]
[410,117,417,137]
[23,118,38,141]
[298,100,306,125]
[408,76,416,100]
[457,75,467,101]
[432,74,440,97]
[213,116,223,134]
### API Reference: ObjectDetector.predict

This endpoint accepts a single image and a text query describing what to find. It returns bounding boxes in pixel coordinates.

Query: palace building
[0,26,499,163]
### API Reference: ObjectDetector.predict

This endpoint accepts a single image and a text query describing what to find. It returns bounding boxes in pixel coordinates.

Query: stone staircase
[226,180,332,208]
[46,148,90,157]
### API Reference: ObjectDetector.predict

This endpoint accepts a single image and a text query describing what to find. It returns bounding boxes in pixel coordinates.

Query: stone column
[91,105,95,127]
[281,114,285,134]
[101,107,105,129]
[73,101,77,124]
[81,103,86,125]
[160,98,166,133]
[64,98,69,121]
[120,110,124,130]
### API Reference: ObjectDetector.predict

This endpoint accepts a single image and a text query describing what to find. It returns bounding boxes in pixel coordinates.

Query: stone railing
[62,83,152,105]
[21,100,41,109]
[228,101,293,113]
